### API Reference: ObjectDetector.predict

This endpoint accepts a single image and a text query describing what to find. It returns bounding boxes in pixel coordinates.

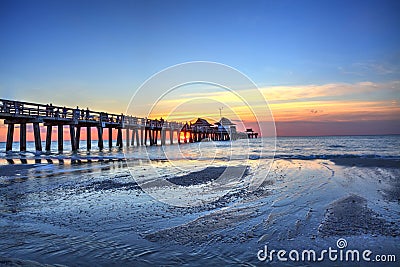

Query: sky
[0,0,399,138]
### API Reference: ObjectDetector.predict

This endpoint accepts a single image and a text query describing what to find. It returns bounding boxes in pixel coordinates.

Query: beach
[0,136,399,266]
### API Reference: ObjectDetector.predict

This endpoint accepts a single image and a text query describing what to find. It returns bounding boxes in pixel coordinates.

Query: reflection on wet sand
[0,157,399,266]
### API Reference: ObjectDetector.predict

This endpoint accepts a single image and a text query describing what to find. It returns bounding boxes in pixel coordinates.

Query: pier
[0,99,257,152]
[245,128,258,138]
[0,99,182,152]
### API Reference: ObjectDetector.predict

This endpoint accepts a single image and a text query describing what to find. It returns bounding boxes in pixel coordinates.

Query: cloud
[260,80,399,102]
[338,61,400,76]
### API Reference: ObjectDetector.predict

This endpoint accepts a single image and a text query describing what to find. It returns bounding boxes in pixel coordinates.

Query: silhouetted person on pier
[86,107,90,120]
[16,102,23,114]
[160,117,164,126]
[62,106,67,118]
[14,101,19,114]
[74,106,80,119]
[45,104,49,116]
[80,109,85,120]
[54,108,59,118]
[49,103,54,117]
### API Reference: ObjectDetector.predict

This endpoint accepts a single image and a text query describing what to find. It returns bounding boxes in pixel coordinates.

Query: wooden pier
[0,99,257,153]
[0,99,184,152]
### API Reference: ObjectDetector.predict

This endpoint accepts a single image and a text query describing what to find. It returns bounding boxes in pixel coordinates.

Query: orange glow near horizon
[1,80,399,140]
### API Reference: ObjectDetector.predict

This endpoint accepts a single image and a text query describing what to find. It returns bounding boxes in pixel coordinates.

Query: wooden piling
[131,129,135,146]
[86,126,91,150]
[151,129,155,146]
[126,128,130,147]
[69,125,76,151]
[140,128,144,145]
[33,122,42,151]
[161,129,166,145]
[154,130,158,145]
[75,126,81,149]
[108,127,113,148]
[117,128,123,148]
[45,125,52,151]
[189,132,193,143]
[6,123,14,151]
[20,123,26,151]
[97,126,103,150]
[58,125,63,151]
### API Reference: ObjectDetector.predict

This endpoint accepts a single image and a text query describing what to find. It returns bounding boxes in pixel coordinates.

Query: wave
[1,150,399,166]
[272,154,400,160]
[327,145,346,148]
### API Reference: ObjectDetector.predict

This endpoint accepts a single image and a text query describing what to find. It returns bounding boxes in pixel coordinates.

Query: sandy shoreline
[0,158,399,266]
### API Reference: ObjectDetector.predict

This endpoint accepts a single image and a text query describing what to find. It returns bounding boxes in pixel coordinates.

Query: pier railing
[0,98,185,129]
[0,98,186,152]
[0,98,249,152]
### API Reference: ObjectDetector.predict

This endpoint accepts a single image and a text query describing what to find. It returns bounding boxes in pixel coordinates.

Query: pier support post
[97,126,103,150]
[69,125,76,151]
[117,128,123,148]
[109,127,113,148]
[154,130,158,145]
[126,128,130,147]
[140,128,144,145]
[6,124,14,151]
[151,130,155,146]
[161,129,166,145]
[33,122,42,151]
[45,125,52,151]
[58,125,63,151]
[149,130,154,146]
[86,126,91,150]
[144,129,148,146]
[135,129,140,146]
[75,126,81,150]
[170,130,173,145]
[20,123,26,151]
[131,129,135,146]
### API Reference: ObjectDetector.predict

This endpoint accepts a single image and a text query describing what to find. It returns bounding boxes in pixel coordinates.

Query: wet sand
[0,164,38,177]
[0,256,65,267]
[0,158,399,266]
[167,166,248,186]
[318,195,399,237]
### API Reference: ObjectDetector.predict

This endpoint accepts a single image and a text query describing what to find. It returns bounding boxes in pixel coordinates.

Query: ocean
[0,135,399,266]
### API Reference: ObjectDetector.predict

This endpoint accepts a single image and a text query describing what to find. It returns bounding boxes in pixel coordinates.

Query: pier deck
[0,99,255,152]
[0,98,182,152]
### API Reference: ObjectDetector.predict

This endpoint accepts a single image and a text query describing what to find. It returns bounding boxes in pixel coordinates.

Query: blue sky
[0,0,399,135]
